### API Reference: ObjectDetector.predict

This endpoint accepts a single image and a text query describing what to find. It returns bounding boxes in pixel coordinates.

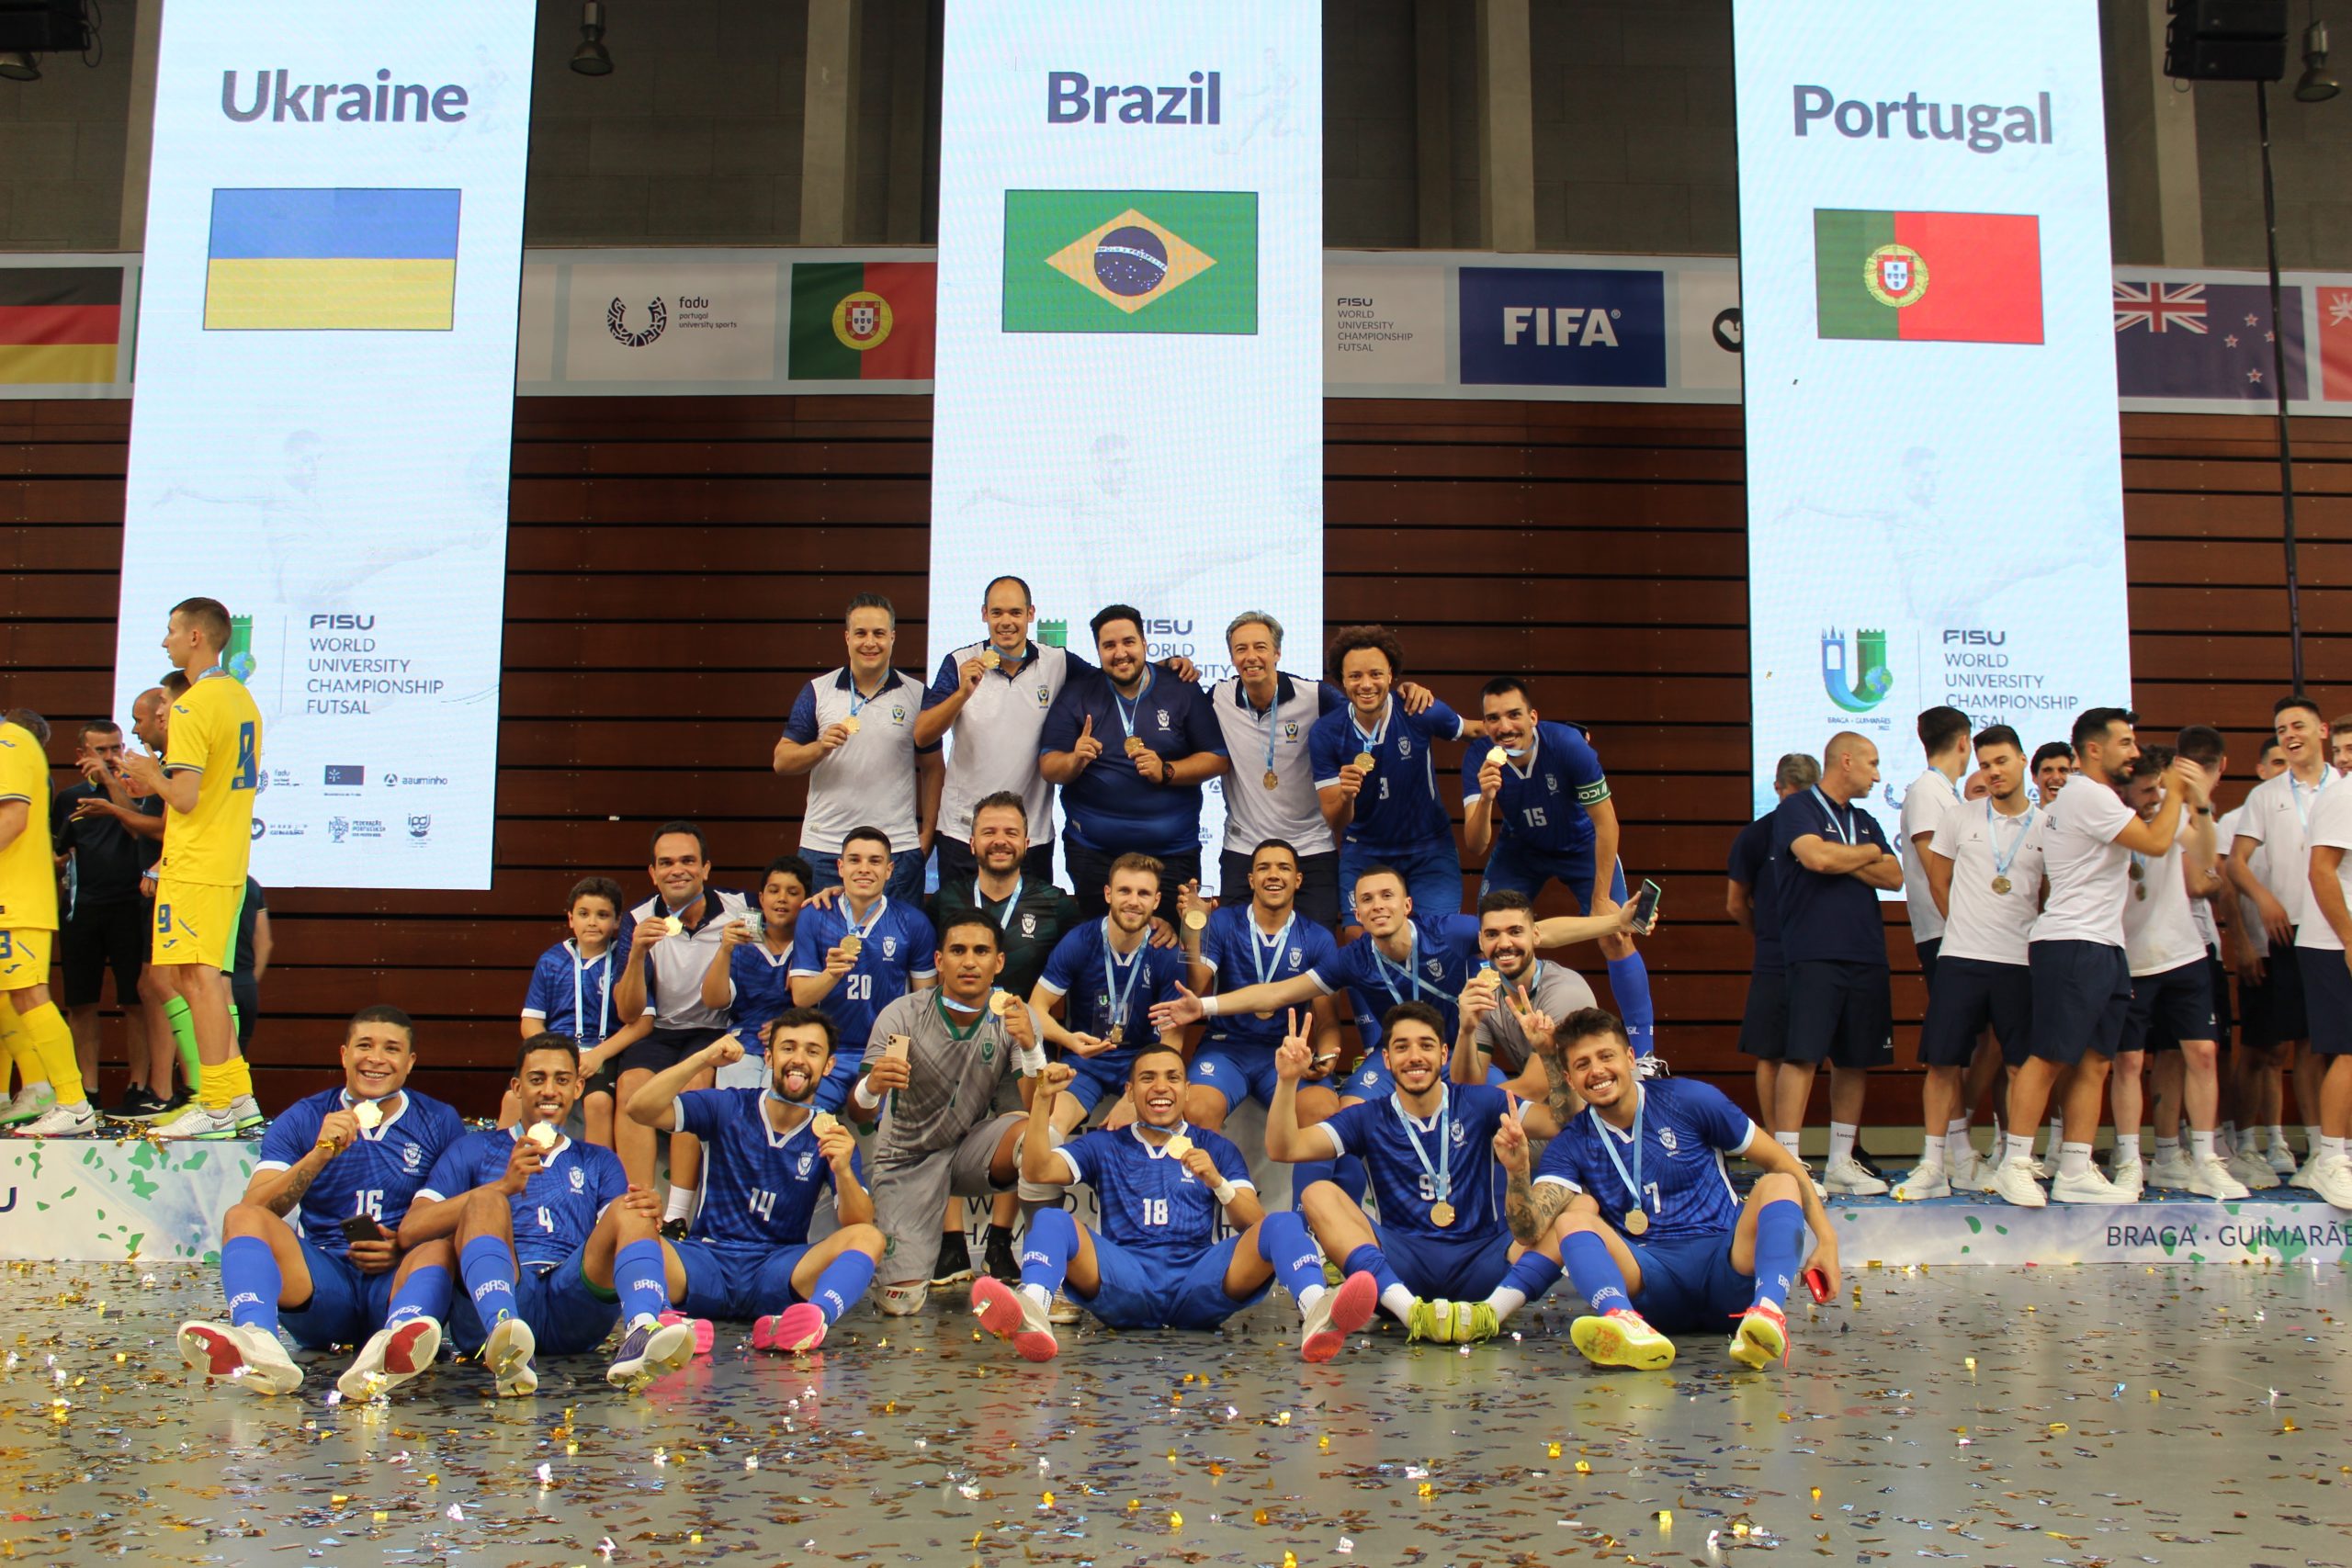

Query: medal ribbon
[1589,1088,1648,1220]
[845,895,889,948]
[2290,766,2334,829]
[1810,786,1856,845]
[981,876,1024,935]
[1389,1085,1453,1203]
[1243,681,1282,783]
[571,942,613,1048]
[1987,802,2036,883]
[1112,666,1153,748]
[1250,909,1298,989]
[1350,694,1393,755]
[1369,929,1427,1007]
[1101,919,1148,1034]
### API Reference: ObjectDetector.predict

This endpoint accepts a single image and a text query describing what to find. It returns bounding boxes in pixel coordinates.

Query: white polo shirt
[2122,818,2209,977]
[2030,777,2137,949]
[783,667,935,856]
[1208,672,1338,857]
[2294,784,2352,952]
[1899,766,1965,945]
[1930,798,2046,966]
[926,639,1078,848]
[2234,767,2337,930]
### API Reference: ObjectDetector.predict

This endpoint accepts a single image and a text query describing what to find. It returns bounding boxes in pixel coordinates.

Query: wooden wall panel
[6,394,2349,1125]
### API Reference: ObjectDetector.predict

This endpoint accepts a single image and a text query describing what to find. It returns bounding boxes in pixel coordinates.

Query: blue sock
[1292,1155,1369,1212]
[220,1235,281,1331]
[1561,1230,1632,1315]
[614,1238,670,1326]
[1606,953,1655,1056]
[1499,1248,1564,1305]
[458,1235,520,1337]
[1343,1242,1403,1303]
[1020,1206,1075,1297]
[808,1249,877,1324]
[383,1264,450,1331]
[1257,1211,1328,1301]
[1750,1199,1804,1311]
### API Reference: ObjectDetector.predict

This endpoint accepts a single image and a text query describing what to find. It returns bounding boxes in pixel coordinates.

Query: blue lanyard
[1389,1088,1453,1202]
[570,943,612,1046]
[1351,694,1392,753]
[1101,921,1148,1030]
[1589,1089,1647,1215]
[1112,667,1153,746]
[846,673,888,719]
[1242,682,1282,779]
[981,877,1023,934]
[1810,786,1855,845]
[1369,930,1426,1006]
[1250,909,1297,988]
[1987,802,2036,881]
[845,897,888,946]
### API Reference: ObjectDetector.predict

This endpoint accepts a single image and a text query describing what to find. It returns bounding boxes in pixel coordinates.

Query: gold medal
[840,932,864,956]
[842,716,861,735]
[2134,885,2148,901]
[1623,1208,1649,1236]
[1161,1134,1193,1159]
[1103,1024,1124,1047]
[1486,747,1508,766]
[662,915,684,937]
[1182,908,1207,931]
[811,1111,840,1135]
[1430,1200,1456,1228]
[1991,875,2012,895]
[987,988,1012,1016]
[1354,750,1375,772]
[2128,861,2144,881]
[352,1100,383,1132]
[981,647,1002,671]
[1262,769,1279,790]
[527,1121,560,1150]
[1125,735,1147,758]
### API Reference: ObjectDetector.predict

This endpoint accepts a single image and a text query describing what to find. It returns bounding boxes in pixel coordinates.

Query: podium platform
[0,1136,257,1264]
[1827,1189,2352,1267]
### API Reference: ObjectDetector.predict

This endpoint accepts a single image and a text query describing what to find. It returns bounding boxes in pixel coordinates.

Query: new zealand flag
[2112,279,2308,400]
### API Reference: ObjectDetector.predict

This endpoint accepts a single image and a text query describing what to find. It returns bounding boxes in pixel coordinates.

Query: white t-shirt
[932,639,1080,848]
[2122,818,2209,977]
[1930,798,2047,966]
[1899,766,1964,944]
[2030,775,2138,949]
[2293,784,2352,952]
[2233,768,2339,928]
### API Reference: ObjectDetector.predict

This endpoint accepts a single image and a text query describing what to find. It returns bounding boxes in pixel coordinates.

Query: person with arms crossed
[177,1006,466,1398]
[0,710,91,1137]
[620,1009,886,1353]
[975,1047,1379,1364]
[1994,708,2206,1207]
[51,718,164,1118]
[773,593,942,901]
[791,827,936,1110]
[1503,1009,1838,1371]
[1729,752,1819,1143]
[2293,768,2352,1209]
[1178,837,1345,1133]
[518,876,654,1149]
[1310,626,1472,926]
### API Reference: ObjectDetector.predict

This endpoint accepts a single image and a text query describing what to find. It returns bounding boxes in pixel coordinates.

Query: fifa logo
[1820,627,1893,714]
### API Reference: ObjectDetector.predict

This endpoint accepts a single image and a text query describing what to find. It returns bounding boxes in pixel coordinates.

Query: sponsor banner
[1324,261,1444,385]
[0,256,137,397]
[562,260,780,383]
[114,0,535,890]
[0,1139,255,1263]
[1834,1195,2352,1268]
[1458,264,1668,388]
[1735,0,2132,835]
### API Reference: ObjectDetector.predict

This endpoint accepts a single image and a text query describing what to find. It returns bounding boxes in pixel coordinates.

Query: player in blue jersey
[1308,626,1476,926]
[1029,852,1190,1134]
[701,855,814,1063]
[517,876,655,1148]
[621,1008,885,1354]
[1176,838,1345,1131]
[1502,1010,1839,1371]
[1266,1001,1566,1344]
[179,1006,467,1398]
[791,827,936,1110]
[401,1034,695,1396]
[1463,678,1657,1060]
[972,1045,1379,1363]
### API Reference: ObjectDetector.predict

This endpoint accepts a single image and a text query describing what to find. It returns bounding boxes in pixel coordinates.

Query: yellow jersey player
[0,709,94,1135]
[124,597,266,1139]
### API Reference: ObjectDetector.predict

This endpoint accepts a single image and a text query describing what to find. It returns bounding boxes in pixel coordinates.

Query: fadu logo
[1501,307,1622,347]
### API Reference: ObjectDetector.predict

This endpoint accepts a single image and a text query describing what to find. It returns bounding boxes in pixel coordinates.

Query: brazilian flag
[1002,190,1257,335]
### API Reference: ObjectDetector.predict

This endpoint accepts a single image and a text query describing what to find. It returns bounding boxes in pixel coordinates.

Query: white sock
[1485,1286,1527,1320]
[1021,1282,1051,1308]
[1380,1283,1417,1322]
[1295,1283,1327,1314]
[1827,1122,1858,1168]
[2153,1134,2179,1156]
[2114,1134,2143,1168]
[2241,1126,2266,1156]
[2324,1135,2349,1162]
[1750,1292,1782,1314]
[662,1185,695,1223]
[1944,1118,1973,1165]
[1915,1137,1947,1174]
[2219,1119,2235,1148]
[2059,1141,2093,1179]
[2189,1130,2216,1161]
[2304,1125,2323,1156]
[2004,1131,2036,1166]
[2045,1117,2063,1155]
[1776,1130,1803,1161]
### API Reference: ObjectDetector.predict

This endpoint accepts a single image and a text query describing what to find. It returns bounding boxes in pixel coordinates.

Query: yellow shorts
[0,928,51,992]
[152,879,245,971]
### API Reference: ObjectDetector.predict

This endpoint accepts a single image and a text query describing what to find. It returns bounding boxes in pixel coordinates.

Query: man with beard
[1178,837,1344,1132]
[1451,889,1598,1094]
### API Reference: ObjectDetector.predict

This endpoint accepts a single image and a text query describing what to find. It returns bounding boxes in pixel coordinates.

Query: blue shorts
[1340,839,1462,923]
[1343,1051,1392,1100]
[1918,955,2032,1067]
[1628,1234,1753,1335]
[281,1241,400,1351]
[1188,1046,1280,1112]
[1480,840,1625,909]
[1078,1232,1262,1330]
[1064,1053,1134,1113]
[1372,1222,1511,1301]
[447,1246,622,1357]
[673,1238,809,1321]
[2027,940,2132,1064]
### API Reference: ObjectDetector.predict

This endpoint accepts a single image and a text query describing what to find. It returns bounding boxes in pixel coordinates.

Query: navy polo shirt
[1726,811,1784,975]
[1770,789,1892,968]
[1038,664,1225,856]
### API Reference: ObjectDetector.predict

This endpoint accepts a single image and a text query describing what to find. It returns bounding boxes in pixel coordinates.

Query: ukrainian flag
[204,188,461,332]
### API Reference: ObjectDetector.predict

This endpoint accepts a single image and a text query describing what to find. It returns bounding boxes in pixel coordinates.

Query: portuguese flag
[1815,209,2042,344]
[0,266,122,385]
[787,261,935,380]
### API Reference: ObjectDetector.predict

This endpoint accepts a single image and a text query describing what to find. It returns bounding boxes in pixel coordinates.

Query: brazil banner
[787,260,937,378]
[1002,191,1258,335]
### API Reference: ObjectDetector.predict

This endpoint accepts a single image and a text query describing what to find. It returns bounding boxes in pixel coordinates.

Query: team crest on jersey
[797,1151,815,1178]
[568,1167,585,1193]
[1036,688,1052,708]
[1198,1060,1216,1077]
[1398,736,1412,759]
[1020,912,1037,936]
[1424,958,1443,979]
[1288,951,1303,970]
[1545,775,1558,792]
[1283,721,1300,739]
[1658,1127,1679,1154]
[1450,1120,1468,1147]
[890,705,906,724]
[883,937,899,959]
[1155,709,1170,728]
[401,1144,424,1170]
[979,1038,995,1063]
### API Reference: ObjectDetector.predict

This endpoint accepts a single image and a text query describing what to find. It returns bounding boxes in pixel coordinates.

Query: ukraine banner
[203,188,461,332]
[1002,190,1257,335]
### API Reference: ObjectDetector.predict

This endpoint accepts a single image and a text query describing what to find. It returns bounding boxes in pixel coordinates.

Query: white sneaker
[2308,1155,2352,1211]
[2143,1148,2197,1190]
[153,1100,241,1140]
[2227,1148,2281,1190]
[2184,1155,2251,1201]
[1890,1167,1951,1201]
[2052,1164,2136,1205]
[178,1320,303,1396]
[0,1083,55,1127]
[1046,1291,1082,1325]
[9,1100,96,1138]
[337,1318,441,1401]
[230,1094,266,1134]
[2108,1162,2144,1201]
[2029,1155,2053,1181]
[2267,1136,2300,1177]
[1992,1158,2048,1208]
[1948,1147,2000,1192]
[2289,1152,2327,1192]
[482,1315,537,1398]
[876,1280,928,1316]
[1823,1157,1889,1197]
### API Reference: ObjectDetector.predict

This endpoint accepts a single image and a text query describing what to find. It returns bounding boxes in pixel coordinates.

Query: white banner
[1734,0,2131,819]
[114,0,536,890]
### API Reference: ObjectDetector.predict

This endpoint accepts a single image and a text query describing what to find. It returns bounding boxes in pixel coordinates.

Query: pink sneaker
[750,1303,828,1355]
[656,1311,715,1356]
[970,1276,1058,1362]
[1300,1270,1376,1364]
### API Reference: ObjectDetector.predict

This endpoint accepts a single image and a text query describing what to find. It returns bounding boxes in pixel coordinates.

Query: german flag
[0,267,122,386]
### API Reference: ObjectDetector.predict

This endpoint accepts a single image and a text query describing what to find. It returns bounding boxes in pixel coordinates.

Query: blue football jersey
[256,1089,468,1257]
[1311,913,1481,1051]
[521,942,643,1046]
[1199,904,1340,1053]
[789,896,937,1048]
[674,1088,845,1249]
[726,941,798,1047]
[1321,1084,1511,1243]
[1036,919,1188,1074]
[1058,1122,1251,1258]
[1461,720,1609,857]
[420,1128,629,1270]
[1307,694,1464,853]
[1533,1078,1752,1244]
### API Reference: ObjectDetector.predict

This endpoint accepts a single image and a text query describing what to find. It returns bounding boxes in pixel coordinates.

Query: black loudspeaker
[2165,0,2290,80]
[0,1,91,53]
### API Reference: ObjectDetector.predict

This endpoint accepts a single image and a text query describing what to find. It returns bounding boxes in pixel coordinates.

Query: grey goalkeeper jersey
[859,989,1035,1161]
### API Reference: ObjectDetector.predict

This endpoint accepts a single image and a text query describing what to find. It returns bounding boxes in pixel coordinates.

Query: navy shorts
[1914,938,1941,993]
[2302,944,2352,1056]
[280,1242,401,1351]
[2242,942,2309,1047]
[1341,839,1463,924]
[673,1238,810,1321]
[447,1246,621,1357]
[2026,940,2132,1065]
[1629,1234,1754,1335]
[1064,1054,1136,1114]
[1373,1222,1512,1301]
[1736,966,1790,1061]
[1188,1046,1281,1113]
[1480,840,1628,910]
[2123,959,2217,1054]
[1917,956,2032,1067]
[1782,960,1894,1068]
[2208,953,2234,1046]
[1078,1232,1263,1330]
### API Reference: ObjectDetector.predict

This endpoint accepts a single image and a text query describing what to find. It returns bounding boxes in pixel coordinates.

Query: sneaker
[2108,1162,2145,1201]
[178,1320,302,1396]
[2052,1164,2136,1205]
[2144,1148,2198,1191]
[1726,1303,1789,1370]
[1405,1297,1453,1343]
[0,1084,55,1127]
[984,1229,1019,1285]
[751,1303,829,1355]
[2290,1151,2327,1192]
[105,1086,172,1122]
[336,1318,440,1401]
[2226,1148,2281,1190]
[2028,1155,2052,1181]
[1320,1255,1346,1290]
[1299,1271,1376,1364]
[153,1100,241,1141]
[659,1217,689,1241]
[1046,1290,1082,1325]
[1949,1147,2001,1192]
[1406,1298,1498,1344]
[931,1247,976,1290]
[1569,1308,1676,1371]
[971,1276,1058,1362]
[10,1101,96,1138]
[482,1315,538,1398]
[1823,1157,1889,1197]
[2268,1136,2301,1177]
[1992,1157,2048,1208]
[606,1315,695,1392]
[1890,1167,1951,1201]
[656,1310,715,1355]
[876,1280,927,1316]
[2308,1154,2352,1212]
[230,1095,266,1134]
[2184,1155,2251,1201]
[1634,1054,1669,1080]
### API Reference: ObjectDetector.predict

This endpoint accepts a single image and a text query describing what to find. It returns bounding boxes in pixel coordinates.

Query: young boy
[700,856,815,1083]
[519,877,654,1148]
